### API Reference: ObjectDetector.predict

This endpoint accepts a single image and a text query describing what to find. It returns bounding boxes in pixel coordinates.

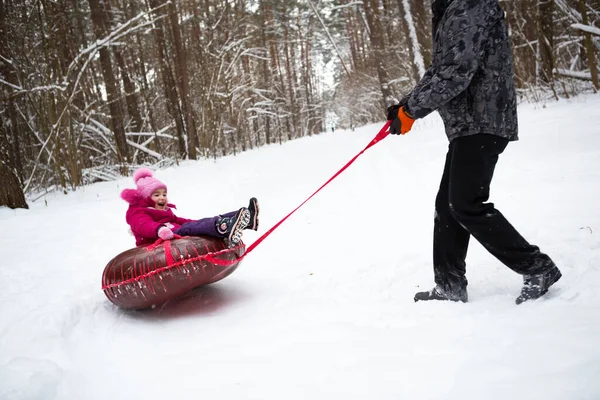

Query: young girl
[120,168,259,247]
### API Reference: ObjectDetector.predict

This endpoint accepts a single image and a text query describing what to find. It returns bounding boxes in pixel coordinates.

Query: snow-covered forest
[1,0,599,208]
[2,96,600,400]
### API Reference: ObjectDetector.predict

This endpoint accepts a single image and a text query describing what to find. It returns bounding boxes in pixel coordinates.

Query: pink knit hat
[133,168,167,198]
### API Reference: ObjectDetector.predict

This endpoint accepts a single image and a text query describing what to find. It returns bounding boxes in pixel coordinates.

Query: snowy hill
[1,95,600,400]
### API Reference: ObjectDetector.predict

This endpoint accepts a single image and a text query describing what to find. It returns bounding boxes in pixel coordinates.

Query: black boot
[515,265,562,305]
[247,197,259,231]
[414,285,468,303]
[216,208,251,246]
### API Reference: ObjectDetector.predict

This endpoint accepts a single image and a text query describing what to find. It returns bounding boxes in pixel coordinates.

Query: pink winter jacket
[121,189,192,247]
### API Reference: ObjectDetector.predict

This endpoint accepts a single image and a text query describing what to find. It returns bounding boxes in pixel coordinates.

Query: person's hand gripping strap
[387,105,415,135]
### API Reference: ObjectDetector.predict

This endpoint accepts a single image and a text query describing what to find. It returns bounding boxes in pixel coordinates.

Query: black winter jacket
[404,0,518,142]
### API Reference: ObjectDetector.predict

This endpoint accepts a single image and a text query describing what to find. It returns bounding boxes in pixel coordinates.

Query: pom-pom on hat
[133,168,167,199]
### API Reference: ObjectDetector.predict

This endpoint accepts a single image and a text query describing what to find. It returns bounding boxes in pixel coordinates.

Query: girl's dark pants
[174,211,237,237]
[434,134,555,293]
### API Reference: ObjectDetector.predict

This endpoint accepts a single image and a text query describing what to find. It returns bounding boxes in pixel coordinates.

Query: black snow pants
[433,134,555,293]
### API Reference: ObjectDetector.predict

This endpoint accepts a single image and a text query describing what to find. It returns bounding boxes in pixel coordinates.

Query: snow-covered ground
[1,95,600,400]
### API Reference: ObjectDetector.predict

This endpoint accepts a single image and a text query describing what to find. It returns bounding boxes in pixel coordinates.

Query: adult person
[386,0,561,304]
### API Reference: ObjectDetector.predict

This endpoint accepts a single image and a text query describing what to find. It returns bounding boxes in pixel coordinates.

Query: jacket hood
[432,0,503,34]
[121,189,178,210]
[432,0,453,18]
[121,188,154,207]
[432,0,453,35]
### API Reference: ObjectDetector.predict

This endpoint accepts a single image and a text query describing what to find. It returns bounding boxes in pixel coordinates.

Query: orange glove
[389,106,415,135]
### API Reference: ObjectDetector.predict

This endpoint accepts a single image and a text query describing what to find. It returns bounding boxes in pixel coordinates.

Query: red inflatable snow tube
[102,237,245,310]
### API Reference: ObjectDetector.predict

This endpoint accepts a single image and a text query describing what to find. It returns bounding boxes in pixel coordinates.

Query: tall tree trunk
[397,0,419,82]
[0,158,27,209]
[114,49,144,132]
[168,1,198,159]
[363,0,394,104]
[410,0,431,67]
[123,0,157,139]
[259,0,273,144]
[579,0,599,91]
[134,30,160,151]
[0,0,27,208]
[304,18,319,135]
[342,0,361,70]
[513,0,538,87]
[41,0,69,190]
[537,0,555,86]
[283,1,298,140]
[88,0,131,172]
[148,0,187,158]
[190,3,207,152]
[400,0,426,77]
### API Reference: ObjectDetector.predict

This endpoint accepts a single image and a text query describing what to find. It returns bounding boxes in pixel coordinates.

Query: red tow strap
[175,121,390,266]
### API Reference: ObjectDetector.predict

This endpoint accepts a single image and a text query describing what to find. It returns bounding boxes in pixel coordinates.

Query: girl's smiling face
[151,188,168,210]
